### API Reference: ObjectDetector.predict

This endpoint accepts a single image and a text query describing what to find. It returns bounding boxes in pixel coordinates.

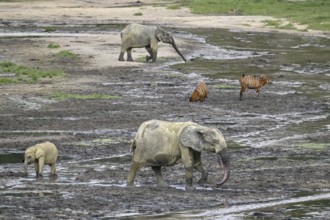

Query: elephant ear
[155,27,165,42]
[35,148,44,159]
[180,125,203,152]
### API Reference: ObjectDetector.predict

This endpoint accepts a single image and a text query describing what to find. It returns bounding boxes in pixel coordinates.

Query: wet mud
[1,7,330,220]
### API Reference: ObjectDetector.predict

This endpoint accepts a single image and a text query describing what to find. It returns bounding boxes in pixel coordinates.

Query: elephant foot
[157,182,169,188]
[118,53,125,61]
[36,173,43,179]
[127,59,134,62]
[146,55,152,62]
[198,179,208,186]
[185,185,195,191]
[126,181,135,187]
[49,173,58,180]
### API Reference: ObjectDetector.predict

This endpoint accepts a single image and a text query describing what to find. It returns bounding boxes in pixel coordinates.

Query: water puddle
[0,152,22,164]
[145,193,330,220]
[182,32,268,61]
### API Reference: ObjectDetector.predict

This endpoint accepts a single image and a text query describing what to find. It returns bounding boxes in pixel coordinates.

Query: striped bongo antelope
[189,81,208,102]
[239,74,270,101]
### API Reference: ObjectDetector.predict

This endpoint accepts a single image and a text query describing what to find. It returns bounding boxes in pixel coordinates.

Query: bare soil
[0,1,329,219]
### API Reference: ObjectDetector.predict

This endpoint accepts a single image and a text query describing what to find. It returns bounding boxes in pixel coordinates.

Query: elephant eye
[212,139,219,144]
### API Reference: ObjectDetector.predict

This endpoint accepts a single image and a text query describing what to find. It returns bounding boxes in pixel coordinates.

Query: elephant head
[23,147,38,174]
[155,27,187,63]
[180,125,230,186]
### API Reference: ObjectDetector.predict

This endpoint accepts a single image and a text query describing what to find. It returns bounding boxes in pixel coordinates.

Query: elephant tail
[130,139,137,153]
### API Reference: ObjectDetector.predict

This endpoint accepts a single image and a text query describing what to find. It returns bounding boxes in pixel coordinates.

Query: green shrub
[48,43,61,49]
[56,50,77,58]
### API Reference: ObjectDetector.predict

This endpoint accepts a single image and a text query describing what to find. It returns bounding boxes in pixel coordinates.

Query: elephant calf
[23,141,58,178]
[127,120,230,189]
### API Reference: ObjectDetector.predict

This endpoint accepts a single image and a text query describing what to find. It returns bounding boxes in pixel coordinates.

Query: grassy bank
[0,61,64,84]
[180,0,330,31]
[50,92,120,101]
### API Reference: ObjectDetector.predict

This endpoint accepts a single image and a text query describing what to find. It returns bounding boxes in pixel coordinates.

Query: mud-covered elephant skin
[127,120,230,189]
[23,141,58,178]
[118,23,186,63]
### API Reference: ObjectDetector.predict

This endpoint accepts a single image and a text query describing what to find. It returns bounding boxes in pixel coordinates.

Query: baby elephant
[23,141,58,178]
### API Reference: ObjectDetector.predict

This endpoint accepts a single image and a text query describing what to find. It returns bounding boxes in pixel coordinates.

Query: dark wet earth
[0,21,330,219]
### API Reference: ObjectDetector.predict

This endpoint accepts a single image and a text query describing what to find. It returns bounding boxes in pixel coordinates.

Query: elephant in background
[127,120,230,189]
[23,141,58,178]
[118,23,187,63]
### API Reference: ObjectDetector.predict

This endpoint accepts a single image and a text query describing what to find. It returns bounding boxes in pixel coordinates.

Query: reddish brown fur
[239,74,270,101]
[189,82,208,102]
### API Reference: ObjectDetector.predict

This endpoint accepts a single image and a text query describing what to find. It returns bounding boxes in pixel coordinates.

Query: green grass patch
[254,156,278,161]
[264,19,282,28]
[227,141,250,150]
[56,50,77,58]
[264,19,298,30]
[286,155,319,161]
[43,26,57,33]
[297,143,329,150]
[167,4,181,10]
[0,61,64,84]
[48,43,61,49]
[134,12,143,16]
[180,0,330,31]
[50,92,120,101]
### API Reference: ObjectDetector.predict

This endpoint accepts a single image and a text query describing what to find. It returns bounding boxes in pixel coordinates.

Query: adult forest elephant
[127,120,230,189]
[118,23,187,63]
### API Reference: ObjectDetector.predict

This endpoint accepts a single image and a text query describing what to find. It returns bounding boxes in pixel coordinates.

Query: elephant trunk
[216,148,230,187]
[171,39,187,63]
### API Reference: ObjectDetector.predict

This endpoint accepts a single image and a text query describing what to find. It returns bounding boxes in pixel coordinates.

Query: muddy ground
[0,1,329,219]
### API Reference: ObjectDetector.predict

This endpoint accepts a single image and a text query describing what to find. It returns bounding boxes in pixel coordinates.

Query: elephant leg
[184,167,194,190]
[34,161,39,177]
[127,161,142,186]
[151,50,158,63]
[151,166,167,187]
[50,163,57,176]
[118,51,125,61]
[127,48,134,62]
[181,149,194,189]
[193,152,208,185]
[37,157,45,178]
[145,45,153,62]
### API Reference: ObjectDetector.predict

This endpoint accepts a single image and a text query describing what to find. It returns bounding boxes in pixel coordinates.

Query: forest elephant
[127,120,230,189]
[118,23,187,63]
[23,141,58,178]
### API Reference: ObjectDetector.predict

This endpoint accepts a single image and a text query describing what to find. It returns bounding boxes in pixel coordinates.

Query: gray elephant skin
[23,141,58,178]
[119,23,186,63]
[127,120,230,189]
